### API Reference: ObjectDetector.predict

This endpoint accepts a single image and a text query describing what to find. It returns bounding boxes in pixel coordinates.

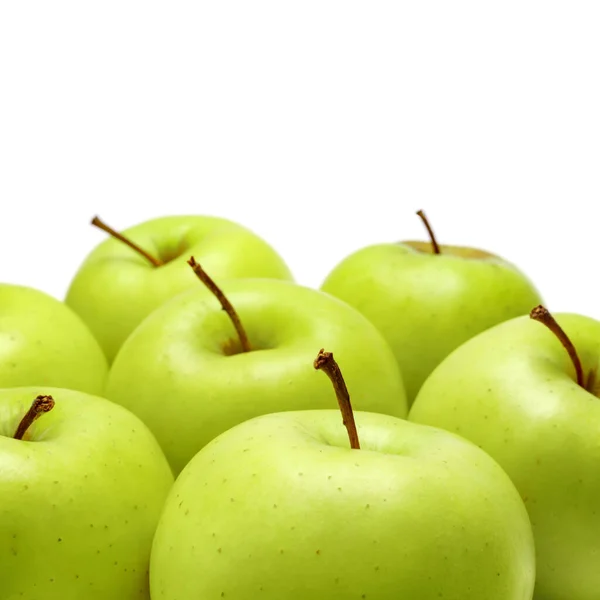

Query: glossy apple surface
[150,409,535,599]
[0,386,174,599]
[410,312,600,600]
[321,241,542,403]
[106,279,408,474]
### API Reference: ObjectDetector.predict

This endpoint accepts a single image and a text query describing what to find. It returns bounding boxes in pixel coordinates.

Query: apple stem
[13,395,55,440]
[530,305,584,387]
[314,349,360,450]
[91,216,164,267]
[187,256,252,353]
[416,209,441,255]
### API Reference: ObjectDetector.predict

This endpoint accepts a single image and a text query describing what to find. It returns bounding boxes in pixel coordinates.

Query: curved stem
[91,216,163,267]
[13,395,55,440]
[416,210,441,255]
[187,257,251,353]
[530,305,584,387]
[314,349,360,449]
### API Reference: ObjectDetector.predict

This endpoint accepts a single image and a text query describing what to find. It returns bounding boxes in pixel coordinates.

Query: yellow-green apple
[320,210,543,404]
[0,387,174,599]
[106,259,407,475]
[409,305,600,600]
[149,349,535,599]
[65,215,293,363]
[0,283,107,393]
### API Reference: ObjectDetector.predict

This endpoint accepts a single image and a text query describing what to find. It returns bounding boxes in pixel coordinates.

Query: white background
[1,3,599,317]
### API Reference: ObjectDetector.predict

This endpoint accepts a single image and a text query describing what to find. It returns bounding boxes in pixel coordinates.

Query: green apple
[0,283,108,394]
[149,350,535,599]
[65,215,294,363]
[320,210,543,404]
[409,306,600,600]
[106,272,408,475]
[0,387,174,599]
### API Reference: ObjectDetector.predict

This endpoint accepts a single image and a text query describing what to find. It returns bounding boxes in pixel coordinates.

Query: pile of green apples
[1,211,596,600]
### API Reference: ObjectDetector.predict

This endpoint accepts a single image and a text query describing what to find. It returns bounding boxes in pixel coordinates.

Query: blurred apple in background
[65,215,294,363]
[0,283,107,394]
[321,210,543,404]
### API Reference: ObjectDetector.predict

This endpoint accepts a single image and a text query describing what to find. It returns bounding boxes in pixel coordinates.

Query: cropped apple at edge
[0,283,107,394]
[65,215,294,363]
[409,308,600,600]
[0,387,174,599]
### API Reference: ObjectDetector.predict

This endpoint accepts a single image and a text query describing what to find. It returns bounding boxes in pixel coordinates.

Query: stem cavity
[314,349,360,450]
[187,256,252,353]
[91,216,163,267]
[13,395,55,440]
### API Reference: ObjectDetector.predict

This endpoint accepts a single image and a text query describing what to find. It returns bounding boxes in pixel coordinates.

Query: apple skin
[149,409,536,599]
[320,241,543,404]
[65,215,294,363]
[0,284,108,394]
[105,279,408,475]
[409,313,600,600]
[0,386,174,600]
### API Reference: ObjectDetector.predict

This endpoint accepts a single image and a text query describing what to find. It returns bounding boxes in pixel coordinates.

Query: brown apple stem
[530,305,584,387]
[416,210,441,255]
[313,349,360,450]
[187,256,251,353]
[91,216,163,267]
[13,395,55,440]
